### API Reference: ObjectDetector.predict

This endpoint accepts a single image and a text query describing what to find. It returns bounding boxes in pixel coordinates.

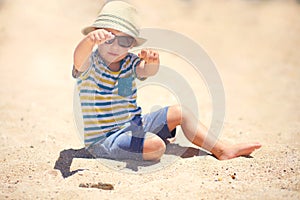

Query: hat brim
[81,26,147,47]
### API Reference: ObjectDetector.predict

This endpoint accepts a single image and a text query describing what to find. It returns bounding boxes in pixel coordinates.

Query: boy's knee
[170,104,182,114]
[143,134,166,161]
[168,104,188,124]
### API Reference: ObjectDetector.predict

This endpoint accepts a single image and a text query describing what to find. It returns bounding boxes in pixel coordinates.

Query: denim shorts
[87,106,176,161]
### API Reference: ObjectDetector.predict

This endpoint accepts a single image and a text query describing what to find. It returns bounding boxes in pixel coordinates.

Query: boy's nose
[110,39,120,49]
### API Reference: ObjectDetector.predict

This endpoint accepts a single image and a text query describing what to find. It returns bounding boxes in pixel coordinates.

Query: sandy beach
[0,0,299,199]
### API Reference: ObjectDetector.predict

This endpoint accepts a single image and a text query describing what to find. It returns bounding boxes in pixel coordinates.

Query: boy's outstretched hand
[136,49,160,77]
[138,49,160,66]
[87,29,115,45]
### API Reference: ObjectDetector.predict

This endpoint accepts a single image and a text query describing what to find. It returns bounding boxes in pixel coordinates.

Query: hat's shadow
[54,143,210,178]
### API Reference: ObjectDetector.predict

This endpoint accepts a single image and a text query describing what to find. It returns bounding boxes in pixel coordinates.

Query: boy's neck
[108,62,121,72]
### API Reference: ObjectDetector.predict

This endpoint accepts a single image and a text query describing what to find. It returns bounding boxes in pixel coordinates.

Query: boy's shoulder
[122,52,141,68]
[126,52,139,60]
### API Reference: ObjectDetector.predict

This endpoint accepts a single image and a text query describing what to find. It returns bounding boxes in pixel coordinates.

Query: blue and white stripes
[76,50,142,146]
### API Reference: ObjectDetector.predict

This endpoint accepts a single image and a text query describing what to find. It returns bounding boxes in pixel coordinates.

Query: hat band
[95,14,139,37]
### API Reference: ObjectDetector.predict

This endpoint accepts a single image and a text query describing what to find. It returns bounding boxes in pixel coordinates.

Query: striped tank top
[76,50,143,146]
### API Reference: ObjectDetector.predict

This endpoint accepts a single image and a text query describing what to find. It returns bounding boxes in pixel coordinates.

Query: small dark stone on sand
[79,182,114,190]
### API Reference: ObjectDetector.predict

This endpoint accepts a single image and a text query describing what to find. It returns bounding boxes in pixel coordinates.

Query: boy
[73,1,261,161]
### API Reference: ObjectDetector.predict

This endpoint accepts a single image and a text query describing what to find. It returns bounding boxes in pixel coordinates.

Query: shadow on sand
[54,143,210,178]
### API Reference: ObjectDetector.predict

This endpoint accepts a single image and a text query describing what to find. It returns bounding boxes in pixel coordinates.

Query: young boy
[73,1,261,161]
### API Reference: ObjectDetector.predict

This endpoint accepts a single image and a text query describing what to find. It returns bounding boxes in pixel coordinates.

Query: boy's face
[98,28,134,66]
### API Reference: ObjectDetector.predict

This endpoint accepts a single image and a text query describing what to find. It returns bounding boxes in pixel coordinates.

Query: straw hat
[81,1,146,46]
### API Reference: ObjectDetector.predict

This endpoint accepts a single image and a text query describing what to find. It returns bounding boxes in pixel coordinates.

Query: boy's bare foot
[214,142,262,160]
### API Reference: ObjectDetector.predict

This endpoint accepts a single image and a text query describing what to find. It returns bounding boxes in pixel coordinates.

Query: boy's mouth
[108,52,119,57]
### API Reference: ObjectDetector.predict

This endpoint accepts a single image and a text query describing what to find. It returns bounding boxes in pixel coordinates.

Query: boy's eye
[104,36,135,48]
[118,37,135,47]
[105,38,115,44]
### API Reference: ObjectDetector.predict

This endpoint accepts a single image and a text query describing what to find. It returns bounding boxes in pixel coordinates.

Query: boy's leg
[141,107,176,161]
[167,105,262,160]
[142,133,166,161]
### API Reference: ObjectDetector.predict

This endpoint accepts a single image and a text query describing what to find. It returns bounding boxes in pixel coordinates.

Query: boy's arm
[135,49,160,78]
[73,29,115,72]
[73,36,95,73]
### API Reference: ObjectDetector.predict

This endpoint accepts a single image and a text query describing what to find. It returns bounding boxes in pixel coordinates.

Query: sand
[0,0,299,199]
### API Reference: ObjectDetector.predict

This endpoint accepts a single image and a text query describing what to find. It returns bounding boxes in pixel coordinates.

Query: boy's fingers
[98,31,105,40]
[103,32,112,41]
[140,49,147,59]
[148,51,159,63]
[90,34,95,42]
[91,29,115,44]
[139,49,159,64]
[138,51,145,60]
[94,33,101,41]
[146,50,152,62]
[152,55,159,62]
[153,55,159,62]
[148,58,154,63]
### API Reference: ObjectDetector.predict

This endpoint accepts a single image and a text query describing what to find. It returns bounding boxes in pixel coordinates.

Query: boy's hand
[138,49,160,65]
[136,49,160,77]
[87,29,115,45]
